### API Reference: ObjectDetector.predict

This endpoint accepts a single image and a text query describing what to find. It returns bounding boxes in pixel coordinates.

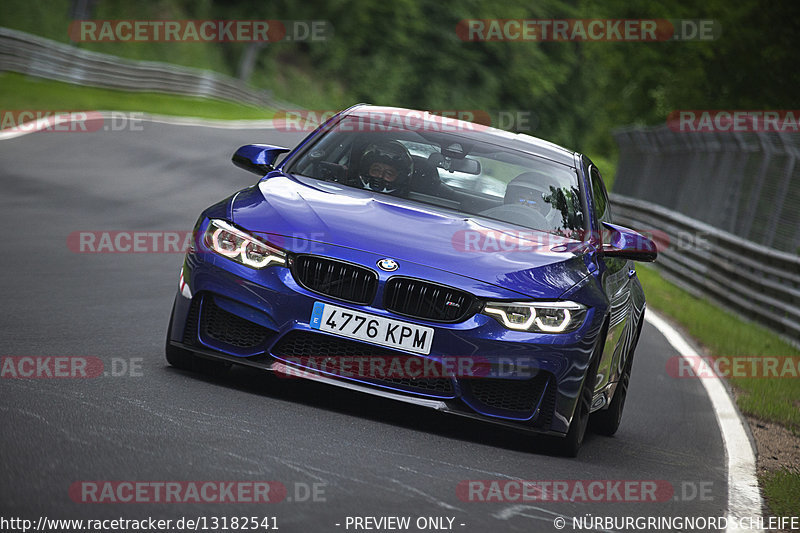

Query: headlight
[203,219,286,269]
[483,301,587,333]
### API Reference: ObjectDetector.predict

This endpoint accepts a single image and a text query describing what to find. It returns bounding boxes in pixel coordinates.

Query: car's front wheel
[590,347,635,436]
[590,319,642,436]
[560,363,595,457]
[554,326,606,457]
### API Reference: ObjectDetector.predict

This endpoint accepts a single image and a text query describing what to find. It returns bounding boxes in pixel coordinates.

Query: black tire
[589,352,632,436]
[553,322,608,457]
[560,364,595,457]
[590,320,642,436]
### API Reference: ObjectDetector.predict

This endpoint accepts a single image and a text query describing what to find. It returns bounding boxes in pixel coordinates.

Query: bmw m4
[165,104,656,456]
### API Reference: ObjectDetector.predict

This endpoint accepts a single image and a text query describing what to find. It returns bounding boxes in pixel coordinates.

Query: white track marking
[645,309,764,533]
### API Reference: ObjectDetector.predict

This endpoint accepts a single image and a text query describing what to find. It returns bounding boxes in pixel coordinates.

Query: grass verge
[761,470,800,518]
[636,265,800,519]
[636,265,800,429]
[0,72,274,120]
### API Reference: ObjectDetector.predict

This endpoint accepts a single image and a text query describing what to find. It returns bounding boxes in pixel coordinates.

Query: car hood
[230,174,591,298]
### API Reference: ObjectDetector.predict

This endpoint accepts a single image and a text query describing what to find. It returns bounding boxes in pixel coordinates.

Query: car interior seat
[478,172,551,230]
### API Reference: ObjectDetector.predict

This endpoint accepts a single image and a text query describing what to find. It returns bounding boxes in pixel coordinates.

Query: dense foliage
[2,0,798,160]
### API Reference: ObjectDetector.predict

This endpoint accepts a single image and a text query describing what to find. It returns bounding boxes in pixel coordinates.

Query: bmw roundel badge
[377,258,399,272]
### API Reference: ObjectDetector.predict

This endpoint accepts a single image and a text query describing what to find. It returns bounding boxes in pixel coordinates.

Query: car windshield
[286,116,584,238]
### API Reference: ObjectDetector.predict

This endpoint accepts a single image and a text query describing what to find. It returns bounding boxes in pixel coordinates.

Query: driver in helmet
[357,141,414,195]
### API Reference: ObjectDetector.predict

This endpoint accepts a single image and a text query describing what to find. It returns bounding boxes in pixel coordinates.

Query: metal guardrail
[613,125,800,255]
[611,193,800,346]
[0,27,289,110]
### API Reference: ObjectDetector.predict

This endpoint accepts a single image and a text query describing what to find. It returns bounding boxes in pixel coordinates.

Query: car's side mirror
[600,222,658,262]
[232,144,291,175]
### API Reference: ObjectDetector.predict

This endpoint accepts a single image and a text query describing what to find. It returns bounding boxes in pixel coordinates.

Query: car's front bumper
[168,243,606,436]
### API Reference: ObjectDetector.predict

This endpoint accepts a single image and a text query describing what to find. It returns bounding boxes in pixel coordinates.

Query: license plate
[309,302,434,355]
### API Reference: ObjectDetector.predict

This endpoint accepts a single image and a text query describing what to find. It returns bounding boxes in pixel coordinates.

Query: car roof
[345,104,578,168]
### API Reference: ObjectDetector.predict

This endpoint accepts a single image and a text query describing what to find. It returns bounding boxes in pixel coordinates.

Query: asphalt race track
[0,121,729,532]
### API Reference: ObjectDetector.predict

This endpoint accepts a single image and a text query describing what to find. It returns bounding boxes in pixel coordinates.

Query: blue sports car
[166,105,656,456]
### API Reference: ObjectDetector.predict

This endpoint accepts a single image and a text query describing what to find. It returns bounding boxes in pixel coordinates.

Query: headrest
[504,172,552,208]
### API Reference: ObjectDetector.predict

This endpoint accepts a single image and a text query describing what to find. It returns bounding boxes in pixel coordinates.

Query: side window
[590,165,611,225]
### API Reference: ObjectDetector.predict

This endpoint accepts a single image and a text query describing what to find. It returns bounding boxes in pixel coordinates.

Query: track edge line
[644,308,765,533]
